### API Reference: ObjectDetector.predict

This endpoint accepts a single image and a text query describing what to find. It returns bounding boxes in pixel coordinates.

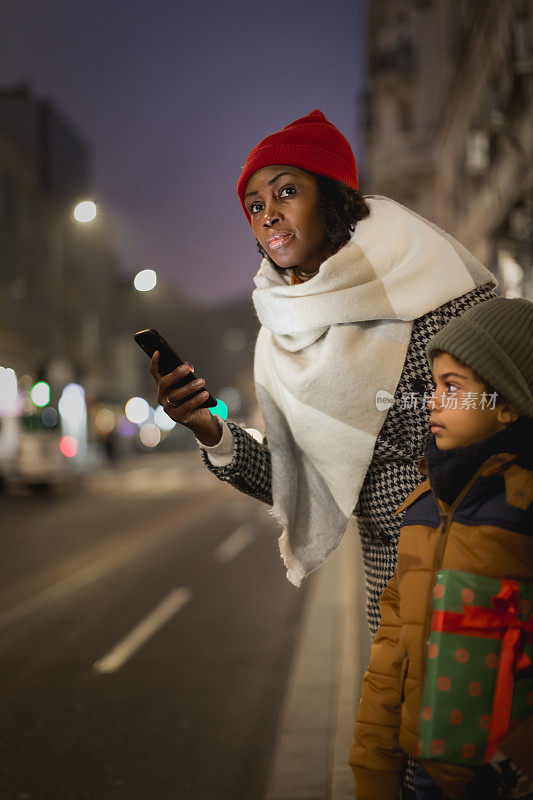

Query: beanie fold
[237,109,358,220]
[426,298,533,418]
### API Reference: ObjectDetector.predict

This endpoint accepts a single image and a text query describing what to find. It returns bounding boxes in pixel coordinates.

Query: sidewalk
[265,519,371,800]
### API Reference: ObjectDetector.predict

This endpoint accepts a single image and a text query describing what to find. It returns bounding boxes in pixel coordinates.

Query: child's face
[428,353,517,450]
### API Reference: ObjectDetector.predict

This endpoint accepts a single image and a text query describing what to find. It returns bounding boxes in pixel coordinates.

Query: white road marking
[94,587,192,674]
[214,523,255,563]
[0,489,226,632]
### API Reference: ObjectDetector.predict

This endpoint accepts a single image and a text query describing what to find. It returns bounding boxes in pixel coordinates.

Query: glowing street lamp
[134,269,157,292]
[73,200,97,223]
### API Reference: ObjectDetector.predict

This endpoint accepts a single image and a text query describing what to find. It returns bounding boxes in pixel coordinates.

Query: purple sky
[3,0,368,305]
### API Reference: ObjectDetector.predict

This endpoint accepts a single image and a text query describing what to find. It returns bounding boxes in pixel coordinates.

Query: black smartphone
[134,328,217,410]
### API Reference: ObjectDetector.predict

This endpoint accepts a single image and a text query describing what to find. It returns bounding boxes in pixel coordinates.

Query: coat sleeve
[349,569,406,800]
[200,421,273,505]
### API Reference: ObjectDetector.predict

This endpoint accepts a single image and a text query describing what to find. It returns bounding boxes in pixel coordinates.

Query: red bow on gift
[432,580,533,761]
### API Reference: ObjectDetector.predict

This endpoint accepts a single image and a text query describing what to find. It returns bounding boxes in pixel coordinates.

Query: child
[349,297,533,800]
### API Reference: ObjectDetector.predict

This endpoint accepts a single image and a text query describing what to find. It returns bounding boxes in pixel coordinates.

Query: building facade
[0,85,259,468]
[364,0,532,298]
[0,85,120,396]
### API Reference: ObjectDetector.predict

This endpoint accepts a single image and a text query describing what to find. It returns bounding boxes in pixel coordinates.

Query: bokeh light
[134,269,157,292]
[18,374,33,392]
[31,381,50,407]
[73,200,97,222]
[0,367,17,403]
[154,405,176,431]
[222,328,247,353]
[59,435,78,458]
[139,423,161,447]
[42,407,58,427]
[217,386,241,414]
[125,397,150,424]
[95,407,116,435]
[117,415,138,437]
[58,383,86,425]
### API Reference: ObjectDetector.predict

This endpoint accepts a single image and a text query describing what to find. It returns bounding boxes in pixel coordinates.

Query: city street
[0,452,308,800]
[3,4,531,800]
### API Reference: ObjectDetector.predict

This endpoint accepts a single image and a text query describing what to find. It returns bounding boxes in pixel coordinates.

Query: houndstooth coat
[201,283,497,638]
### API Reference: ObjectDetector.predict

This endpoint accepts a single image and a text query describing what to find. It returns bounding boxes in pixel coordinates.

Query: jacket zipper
[423,455,508,651]
[432,454,506,573]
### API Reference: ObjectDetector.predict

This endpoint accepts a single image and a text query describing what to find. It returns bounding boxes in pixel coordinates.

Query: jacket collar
[395,452,522,517]
[416,451,517,479]
[395,477,431,515]
[396,418,533,516]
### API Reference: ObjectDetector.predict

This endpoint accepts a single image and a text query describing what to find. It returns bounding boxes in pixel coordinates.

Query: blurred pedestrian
[150,109,497,795]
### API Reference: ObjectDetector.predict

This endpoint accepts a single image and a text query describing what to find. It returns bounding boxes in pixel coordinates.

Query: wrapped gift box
[418,569,533,766]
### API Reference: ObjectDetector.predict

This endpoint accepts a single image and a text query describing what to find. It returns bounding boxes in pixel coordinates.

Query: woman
[150,109,496,790]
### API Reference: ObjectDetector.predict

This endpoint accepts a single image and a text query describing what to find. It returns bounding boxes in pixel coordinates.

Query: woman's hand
[149,352,222,446]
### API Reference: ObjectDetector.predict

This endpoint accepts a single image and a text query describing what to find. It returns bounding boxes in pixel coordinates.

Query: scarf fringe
[267,504,306,587]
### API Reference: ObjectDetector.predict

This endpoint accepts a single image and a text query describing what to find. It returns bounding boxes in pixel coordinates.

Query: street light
[73,200,97,223]
[134,269,157,292]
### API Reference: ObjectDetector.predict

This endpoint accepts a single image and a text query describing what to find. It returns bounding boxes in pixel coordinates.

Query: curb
[265,520,371,800]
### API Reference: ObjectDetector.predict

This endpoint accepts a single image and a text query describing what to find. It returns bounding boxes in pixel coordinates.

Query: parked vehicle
[0,413,70,491]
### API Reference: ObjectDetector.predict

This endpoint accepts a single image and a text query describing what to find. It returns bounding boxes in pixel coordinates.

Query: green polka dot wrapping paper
[419,569,533,766]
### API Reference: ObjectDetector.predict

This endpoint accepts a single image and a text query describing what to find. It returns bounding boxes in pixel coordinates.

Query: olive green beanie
[426,296,533,418]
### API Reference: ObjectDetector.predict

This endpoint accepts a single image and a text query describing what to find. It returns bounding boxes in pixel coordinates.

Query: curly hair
[256,172,370,267]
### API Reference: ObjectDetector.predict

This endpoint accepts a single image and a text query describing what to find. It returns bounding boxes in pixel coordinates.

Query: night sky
[3,0,368,304]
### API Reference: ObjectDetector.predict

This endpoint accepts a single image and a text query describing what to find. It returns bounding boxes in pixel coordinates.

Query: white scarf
[252,196,496,586]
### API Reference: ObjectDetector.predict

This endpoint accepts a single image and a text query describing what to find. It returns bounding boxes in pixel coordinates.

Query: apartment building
[364,0,532,297]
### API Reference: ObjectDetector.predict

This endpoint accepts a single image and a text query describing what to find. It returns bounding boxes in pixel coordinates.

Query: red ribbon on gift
[431,579,533,761]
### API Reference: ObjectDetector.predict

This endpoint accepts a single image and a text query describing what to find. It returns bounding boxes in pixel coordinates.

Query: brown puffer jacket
[350,422,533,800]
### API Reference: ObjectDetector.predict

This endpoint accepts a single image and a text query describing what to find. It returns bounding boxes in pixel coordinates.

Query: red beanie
[237,109,358,221]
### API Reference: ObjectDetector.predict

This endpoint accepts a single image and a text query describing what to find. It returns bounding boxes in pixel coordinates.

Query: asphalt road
[0,451,307,800]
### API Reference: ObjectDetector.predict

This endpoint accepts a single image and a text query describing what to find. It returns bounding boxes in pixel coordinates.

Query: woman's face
[244,165,331,273]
